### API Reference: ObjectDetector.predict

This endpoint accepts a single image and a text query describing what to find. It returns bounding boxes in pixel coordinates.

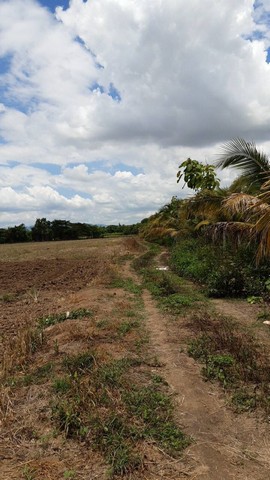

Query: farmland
[0,237,270,480]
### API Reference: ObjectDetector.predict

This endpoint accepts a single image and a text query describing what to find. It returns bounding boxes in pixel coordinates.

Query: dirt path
[126,252,270,480]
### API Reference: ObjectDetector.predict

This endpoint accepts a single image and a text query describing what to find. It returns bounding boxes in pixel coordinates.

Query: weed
[22,466,36,480]
[37,308,93,329]
[63,352,95,376]
[152,374,167,385]
[27,287,40,303]
[187,312,270,413]
[188,336,212,360]
[39,432,52,449]
[161,293,195,312]
[0,293,16,303]
[63,470,76,479]
[124,385,191,455]
[257,309,270,321]
[118,320,140,336]
[132,250,157,271]
[202,354,235,387]
[96,319,109,329]
[98,358,133,387]
[52,400,82,438]
[53,339,59,354]
[231,390,257,412]
[90,415,142,475]
[247,296,263,304]
[52,377,72,394]
[23,362,53,385]
[110,277,142,295]
[125,309,137,318]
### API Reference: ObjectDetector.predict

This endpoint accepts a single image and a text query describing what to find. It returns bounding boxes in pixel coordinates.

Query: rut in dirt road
[140,283,270,480]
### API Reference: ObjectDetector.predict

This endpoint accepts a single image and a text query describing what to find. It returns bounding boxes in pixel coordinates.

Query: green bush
[171,238,269,298]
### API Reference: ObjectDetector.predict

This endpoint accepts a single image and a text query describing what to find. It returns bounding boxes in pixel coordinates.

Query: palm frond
[222,193,259,217]
[216,138,270,188]
[195,220,211,231]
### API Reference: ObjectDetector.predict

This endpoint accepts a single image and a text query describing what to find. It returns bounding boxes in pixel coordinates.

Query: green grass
[52,377,72,394]
[124,385,191,455]
[37,308,93,329]
[90,415,142,476]
[62,352,95,375]
[118,320,140,336]
[23,362,53,385]
[0,293,17,303]
[109,277,142,295]
[187,312,270,413]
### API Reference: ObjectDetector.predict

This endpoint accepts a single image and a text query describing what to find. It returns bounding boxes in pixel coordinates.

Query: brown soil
[0,239,270,479]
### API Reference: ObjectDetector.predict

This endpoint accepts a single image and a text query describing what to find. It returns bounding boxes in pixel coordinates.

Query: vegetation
[187,312,270,414]
[0,218,140,244]
[140,138,270,298]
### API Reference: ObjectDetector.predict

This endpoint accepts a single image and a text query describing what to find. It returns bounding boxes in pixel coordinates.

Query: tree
[177,158,220,191]
[216,138,270,191]
[32,218,52,242]
[5,224,30,243]
[215,138,270,261]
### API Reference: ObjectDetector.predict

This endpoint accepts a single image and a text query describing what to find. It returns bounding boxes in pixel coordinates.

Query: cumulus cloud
[0,0,269,226]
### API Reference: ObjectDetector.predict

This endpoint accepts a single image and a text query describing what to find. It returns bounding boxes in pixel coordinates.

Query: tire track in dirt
[141,289,270,479]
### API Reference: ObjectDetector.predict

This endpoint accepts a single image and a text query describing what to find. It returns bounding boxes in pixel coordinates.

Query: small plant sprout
[28,287,40,303]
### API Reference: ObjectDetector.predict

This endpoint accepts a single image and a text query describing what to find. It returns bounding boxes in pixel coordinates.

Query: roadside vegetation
[140,138,270,299]
[137,138,270,416]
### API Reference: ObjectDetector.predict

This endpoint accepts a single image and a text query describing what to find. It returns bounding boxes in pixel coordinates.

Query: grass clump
[110,277,142,295]
[37,308,93,329]
[63,352,95,375]
[118,320,140,336]
[124,385,191,456]
[23,362,53,385]
[52,400,83,438]
[90,415,142,476]
[52,377,72,394]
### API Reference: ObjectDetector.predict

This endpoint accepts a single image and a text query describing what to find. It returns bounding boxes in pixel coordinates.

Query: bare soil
[0,238,269,479]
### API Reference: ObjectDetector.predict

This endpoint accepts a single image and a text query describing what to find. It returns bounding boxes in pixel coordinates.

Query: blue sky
[38,0,70,12]
[0,0,270,227]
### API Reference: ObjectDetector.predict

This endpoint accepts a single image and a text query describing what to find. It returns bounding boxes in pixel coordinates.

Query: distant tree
[5,224,30,243]
[51,220,74,240]
[32,218,52,241]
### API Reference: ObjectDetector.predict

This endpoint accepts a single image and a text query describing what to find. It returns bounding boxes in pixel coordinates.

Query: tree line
[0,218,140,244]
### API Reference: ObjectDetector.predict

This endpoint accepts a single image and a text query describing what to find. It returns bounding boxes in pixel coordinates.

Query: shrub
[171,238,270,298]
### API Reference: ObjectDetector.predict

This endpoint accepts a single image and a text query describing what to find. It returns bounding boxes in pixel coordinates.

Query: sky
[0,1,270,227]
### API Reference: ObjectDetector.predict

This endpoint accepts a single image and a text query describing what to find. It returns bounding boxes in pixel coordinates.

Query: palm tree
[215,138,270,262]
[216,137,270,191]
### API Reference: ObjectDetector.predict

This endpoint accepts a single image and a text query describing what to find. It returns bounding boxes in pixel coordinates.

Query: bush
[170,238,270,298]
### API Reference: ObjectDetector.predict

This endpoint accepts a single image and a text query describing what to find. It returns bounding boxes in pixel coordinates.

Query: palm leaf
[216,138,270,188]
[222,193,259,219]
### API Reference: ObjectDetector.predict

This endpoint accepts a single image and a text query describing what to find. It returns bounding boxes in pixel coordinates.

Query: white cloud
[0,0,269,226]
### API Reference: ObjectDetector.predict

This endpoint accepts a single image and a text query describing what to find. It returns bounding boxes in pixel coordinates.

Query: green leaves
[216,138,270,189]
[177,158,220,191]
